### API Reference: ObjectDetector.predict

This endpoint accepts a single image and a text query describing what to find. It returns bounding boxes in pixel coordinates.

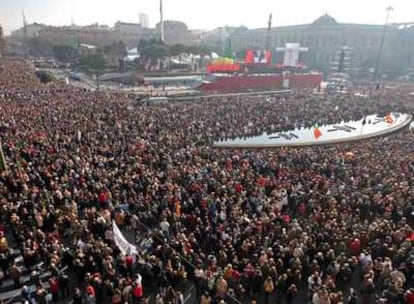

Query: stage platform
[214,113,412,148]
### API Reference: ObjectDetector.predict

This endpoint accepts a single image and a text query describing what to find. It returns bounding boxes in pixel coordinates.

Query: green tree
[35,70,56,83]
[53,45,78,63]
[79,50,107,91]
[223,39,234,59]
[140,44,167,63]
[27,37,53,57]
[169,43,187,56]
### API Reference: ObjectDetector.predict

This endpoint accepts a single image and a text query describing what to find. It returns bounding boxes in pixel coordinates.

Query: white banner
[113,221,138,256]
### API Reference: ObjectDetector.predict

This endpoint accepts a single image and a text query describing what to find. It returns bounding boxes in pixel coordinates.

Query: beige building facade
[231,14,414,78]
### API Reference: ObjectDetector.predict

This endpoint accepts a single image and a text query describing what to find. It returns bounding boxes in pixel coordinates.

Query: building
[156,20,191,45]
[231,14,414,78]
[38,25,118,48]
[35,22,157,49]
[202,26,248,48]
[114,21,142,35]
[11,23,47,39]
[139,14,149,28]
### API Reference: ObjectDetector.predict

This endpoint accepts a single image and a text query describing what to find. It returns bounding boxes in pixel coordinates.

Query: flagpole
[160,0,165,43]
[372,6,393,81]
[0,141,7,172]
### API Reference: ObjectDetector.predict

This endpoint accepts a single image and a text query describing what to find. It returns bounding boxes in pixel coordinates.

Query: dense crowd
[0,59,413,304]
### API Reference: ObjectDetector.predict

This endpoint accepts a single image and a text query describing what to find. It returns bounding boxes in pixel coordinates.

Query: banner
[245,50,272,64]
[113,221,138,256]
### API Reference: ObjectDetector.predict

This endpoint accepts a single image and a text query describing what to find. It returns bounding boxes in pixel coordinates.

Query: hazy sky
[1,0,413,34]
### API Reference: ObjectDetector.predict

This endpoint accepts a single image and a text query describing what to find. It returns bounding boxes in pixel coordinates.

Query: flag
[265,50,272,64]
[224,38,234,60]
[245,50,254,64]
[0,142,7,172]
[313,125,322,140]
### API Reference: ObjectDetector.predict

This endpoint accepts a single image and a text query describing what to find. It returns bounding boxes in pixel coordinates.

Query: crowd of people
[0,58,413,304]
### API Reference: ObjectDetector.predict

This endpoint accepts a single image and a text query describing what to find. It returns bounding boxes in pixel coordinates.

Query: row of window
[235,32,385,49]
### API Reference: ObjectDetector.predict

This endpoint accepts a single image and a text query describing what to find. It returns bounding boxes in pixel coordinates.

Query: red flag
[314,126,322,140]
[245,50,254,64]
[266,51,272,64]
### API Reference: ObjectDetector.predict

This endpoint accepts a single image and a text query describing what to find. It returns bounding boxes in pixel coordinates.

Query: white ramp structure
[214,113,412,148]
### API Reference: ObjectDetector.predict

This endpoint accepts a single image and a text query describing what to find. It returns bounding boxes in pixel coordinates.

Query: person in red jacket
[132,281,143,304]
[125,254,134,275]
[405,288,414,304]
[98,190,109,208]
[49,275,59,302]
[350,238,361,256]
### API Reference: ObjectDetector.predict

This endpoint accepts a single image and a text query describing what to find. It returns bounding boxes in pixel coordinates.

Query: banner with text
[113,221,138,256]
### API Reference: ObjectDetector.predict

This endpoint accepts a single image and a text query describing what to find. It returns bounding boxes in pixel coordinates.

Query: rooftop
[232,14,406,35]
[312,13,338,26]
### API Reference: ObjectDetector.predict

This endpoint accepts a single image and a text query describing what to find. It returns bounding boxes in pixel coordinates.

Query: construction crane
[265,13,272,51]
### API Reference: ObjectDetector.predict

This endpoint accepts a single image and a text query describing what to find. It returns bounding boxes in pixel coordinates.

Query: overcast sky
[1,0,413,34]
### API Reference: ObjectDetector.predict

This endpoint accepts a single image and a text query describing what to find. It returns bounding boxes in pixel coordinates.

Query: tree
[27,37,53,57]
[53,45,78,63]
[137,39,168,70]
[35,70,56,83]
[79,50,107,91]
[169,44,187,56]
[142,44,167,62]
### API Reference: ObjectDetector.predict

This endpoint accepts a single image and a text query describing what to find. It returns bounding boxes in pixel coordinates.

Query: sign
[276,43,309,67]
[112,221,138,256]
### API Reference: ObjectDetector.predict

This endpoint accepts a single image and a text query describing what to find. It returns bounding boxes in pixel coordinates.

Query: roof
[232,19,406,37]
[312,14,338,26]
[115,21,141,27]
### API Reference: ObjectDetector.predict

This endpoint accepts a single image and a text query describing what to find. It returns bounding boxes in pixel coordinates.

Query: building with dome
[230,14,414,78]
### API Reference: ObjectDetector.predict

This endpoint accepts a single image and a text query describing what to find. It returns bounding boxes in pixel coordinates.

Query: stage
[214,113,413,148]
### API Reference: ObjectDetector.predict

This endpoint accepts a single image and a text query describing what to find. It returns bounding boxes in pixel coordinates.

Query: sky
[1,0,413,35]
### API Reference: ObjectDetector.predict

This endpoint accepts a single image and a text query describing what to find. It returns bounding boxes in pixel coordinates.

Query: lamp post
[372,6,393,82]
